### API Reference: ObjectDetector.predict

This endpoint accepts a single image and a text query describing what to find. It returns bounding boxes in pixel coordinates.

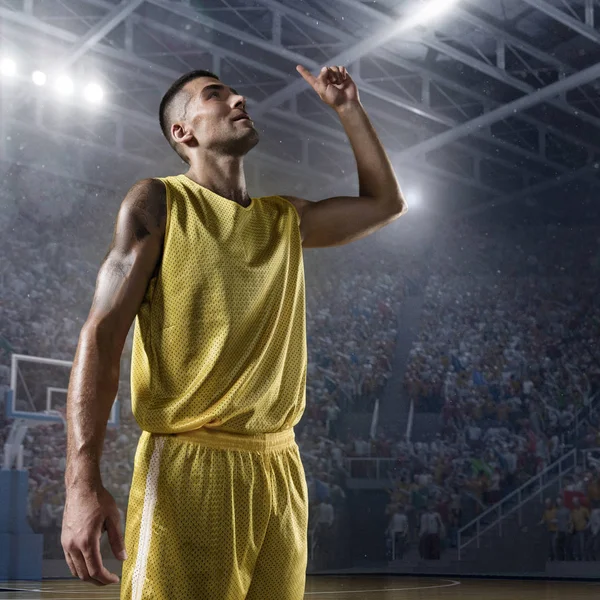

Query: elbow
[396,195,409,216]
[387,194,408,217]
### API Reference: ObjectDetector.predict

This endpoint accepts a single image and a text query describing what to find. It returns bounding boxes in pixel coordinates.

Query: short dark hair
[159,69,220,162]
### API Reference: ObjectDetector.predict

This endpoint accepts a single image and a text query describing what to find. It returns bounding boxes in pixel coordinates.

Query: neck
[186,153,249,205]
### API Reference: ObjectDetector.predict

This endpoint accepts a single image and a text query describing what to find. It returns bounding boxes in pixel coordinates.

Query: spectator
[539,497,558,561]
[315,497,335,531]
[571,496,590,561]
[313,497,335,567]
[587,506,600,561]
[386,505,409,560]
[587,468,600,509]
[419,504,445,560]
[555,497,573,561]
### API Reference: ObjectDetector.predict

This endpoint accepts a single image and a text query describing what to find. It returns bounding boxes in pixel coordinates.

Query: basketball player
[61,64,407,598]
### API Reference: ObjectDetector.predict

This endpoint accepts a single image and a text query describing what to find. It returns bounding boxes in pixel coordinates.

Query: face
[172,77,259,158]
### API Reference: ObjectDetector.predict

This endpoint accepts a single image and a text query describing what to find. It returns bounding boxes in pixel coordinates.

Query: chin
[231,131,260,156]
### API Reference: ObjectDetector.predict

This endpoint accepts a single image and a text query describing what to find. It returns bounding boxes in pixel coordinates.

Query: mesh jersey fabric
[120,428,308,600]
[130,174,307,435]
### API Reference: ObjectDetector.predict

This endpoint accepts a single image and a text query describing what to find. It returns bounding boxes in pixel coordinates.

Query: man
[538,497,557,561]
[587,468,600,509]
[571,496,590,561]
[60,65,406,599]
[587,505,600,560]
[386,505,409,560]
[419,504,445,560]
[555,496,573,561]
[314,497,335,538]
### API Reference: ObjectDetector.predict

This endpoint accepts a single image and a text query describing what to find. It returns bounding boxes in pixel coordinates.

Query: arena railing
[457,448,577,561]
[582,448,600,470]
[405,398,414,442]
[564,392,600,445]
[345,457,398,480]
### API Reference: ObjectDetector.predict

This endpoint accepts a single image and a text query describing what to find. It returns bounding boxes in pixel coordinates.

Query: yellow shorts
[120,428,308,600]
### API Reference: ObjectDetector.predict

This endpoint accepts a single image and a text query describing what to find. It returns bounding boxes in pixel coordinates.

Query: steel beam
[47,0,600,165]
[3,0,598,203]
[57,0,146,70]
[421,36,600,131]
[457,3,565,70]
[337,0,600,131]
[521,0,600,43]
[396,61,600,161]
[250,23,426,116]
[2,1,591,180]
[136,0,579,177]
[586,0,595,28]
[0,4,519,192]
[457,163,599,217]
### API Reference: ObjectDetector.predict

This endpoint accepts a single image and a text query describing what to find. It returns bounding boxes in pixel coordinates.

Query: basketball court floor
[1,576,599,599]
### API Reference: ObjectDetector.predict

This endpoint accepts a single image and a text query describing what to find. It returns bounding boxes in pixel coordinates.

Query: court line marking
[0,591,116,598]
[0,579,462,597]
[305,579,461,595]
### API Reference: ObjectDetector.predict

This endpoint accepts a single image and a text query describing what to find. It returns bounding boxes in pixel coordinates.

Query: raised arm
[62,178,166,586]
[281,65,407,249]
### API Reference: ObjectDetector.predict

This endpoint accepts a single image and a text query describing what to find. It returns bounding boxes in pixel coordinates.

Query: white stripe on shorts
[131,436,165,600]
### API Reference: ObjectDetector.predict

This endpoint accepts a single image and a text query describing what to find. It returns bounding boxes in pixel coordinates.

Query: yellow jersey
[130,174,307,434]
[542,508,557,532]
[572,506,590,532]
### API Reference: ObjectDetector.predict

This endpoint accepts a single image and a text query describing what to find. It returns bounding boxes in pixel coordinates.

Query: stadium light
[405,187,422,208]
[400,0,461,31]
[83,82,104,104]
[32,70,47,86]
[1,57,17,77]
[55,74,74,95]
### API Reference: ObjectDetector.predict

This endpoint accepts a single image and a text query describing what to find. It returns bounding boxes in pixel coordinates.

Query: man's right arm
[62,178,166,585]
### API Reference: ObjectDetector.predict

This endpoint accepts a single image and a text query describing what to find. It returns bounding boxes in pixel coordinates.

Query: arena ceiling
[2,0,600,214]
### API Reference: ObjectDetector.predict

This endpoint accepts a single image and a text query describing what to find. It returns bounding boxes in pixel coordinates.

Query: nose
[232,93,246,110]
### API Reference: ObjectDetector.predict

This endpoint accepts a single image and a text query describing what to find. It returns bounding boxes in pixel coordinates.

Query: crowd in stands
[394,222,600,556]
[2,170,600,569]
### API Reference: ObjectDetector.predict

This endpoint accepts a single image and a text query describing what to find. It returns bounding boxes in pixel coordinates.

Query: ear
[171,122,194,145]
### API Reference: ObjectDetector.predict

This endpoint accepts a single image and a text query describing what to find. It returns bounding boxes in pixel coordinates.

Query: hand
[296,64,360,110]
[61,485,126,586]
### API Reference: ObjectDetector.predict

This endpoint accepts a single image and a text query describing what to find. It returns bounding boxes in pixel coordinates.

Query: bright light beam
[55,74,74,95]
[83,82,104,104]
[361,0,461,55]
[405,187,422,208]
[398,0,461,32]
[32,70,47,86]
[1,57,17,77]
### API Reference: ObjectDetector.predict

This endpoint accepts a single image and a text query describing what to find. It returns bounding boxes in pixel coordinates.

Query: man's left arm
[282,65,408,249]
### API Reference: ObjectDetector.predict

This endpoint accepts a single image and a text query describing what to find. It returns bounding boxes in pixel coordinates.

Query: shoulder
[120,178,167,235]
[128,177,166,197]
[277,195,312,221]
[124,178,167,213]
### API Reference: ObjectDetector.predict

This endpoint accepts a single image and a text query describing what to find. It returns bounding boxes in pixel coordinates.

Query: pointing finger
[296,65,318,87]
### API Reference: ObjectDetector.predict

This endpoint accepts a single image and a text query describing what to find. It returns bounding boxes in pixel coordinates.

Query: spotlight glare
[1,57,16,77]
[83,82,104,104]
[405,187,422,208]
[32,70,47,86]
[55,75,74,95]
[401,0,461,30]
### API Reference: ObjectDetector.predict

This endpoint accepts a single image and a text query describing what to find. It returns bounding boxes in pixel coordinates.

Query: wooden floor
[0,577,599,599]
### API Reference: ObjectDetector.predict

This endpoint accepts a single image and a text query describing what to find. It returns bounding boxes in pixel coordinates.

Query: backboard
[4,353,119,427]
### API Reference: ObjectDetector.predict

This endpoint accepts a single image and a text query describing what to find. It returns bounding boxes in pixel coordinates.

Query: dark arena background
[2,0,600,598]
